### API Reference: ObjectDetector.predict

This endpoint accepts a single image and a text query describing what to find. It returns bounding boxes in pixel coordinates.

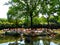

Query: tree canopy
[7,0,60,28]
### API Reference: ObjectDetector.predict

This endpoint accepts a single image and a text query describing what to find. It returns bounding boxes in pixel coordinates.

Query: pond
[0,36,60,45]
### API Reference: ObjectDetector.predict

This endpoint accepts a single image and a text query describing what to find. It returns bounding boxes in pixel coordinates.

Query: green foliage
[4,0,60,28]
[39,16,47,24]
[57,16,60,23]
[0,18,8,23]
[7,0,60,23]
[7,0,41,28]
[55,34,60,40]
[33,17,41,25]
[0,18,23,29]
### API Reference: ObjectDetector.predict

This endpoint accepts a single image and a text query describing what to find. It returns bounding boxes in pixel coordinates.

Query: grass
[0,30,5,34]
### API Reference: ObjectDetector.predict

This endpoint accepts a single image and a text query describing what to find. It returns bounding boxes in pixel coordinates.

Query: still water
[0,40,59,45]
[0,36,60,45]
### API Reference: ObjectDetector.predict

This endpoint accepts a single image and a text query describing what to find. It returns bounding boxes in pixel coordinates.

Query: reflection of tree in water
[25,36,33,45]
[43,39,50,45]
[25,37,51,45]
[9,37,58,45]
[58,43,60,45]
[33,41,39,45]
[25,37,40,45]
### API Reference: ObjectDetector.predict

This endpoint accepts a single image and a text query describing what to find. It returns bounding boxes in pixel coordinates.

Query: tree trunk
[47,17,49,29]
[30,12,33,30]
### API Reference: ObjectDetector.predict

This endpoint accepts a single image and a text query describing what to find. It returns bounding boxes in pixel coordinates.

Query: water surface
[0,36,60,45]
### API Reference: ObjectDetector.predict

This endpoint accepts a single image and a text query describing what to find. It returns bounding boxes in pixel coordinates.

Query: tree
[7,0,41,29]
[38,0,60,29]
[7,0,60,29]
